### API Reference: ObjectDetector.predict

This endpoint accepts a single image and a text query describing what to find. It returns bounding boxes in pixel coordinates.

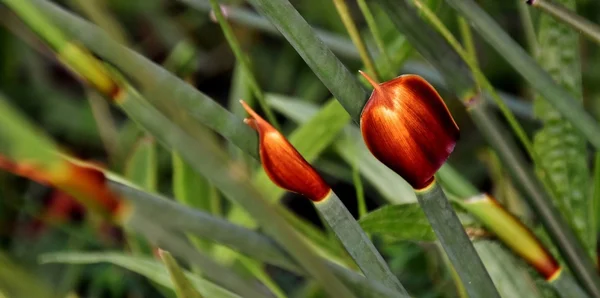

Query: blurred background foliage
[0,0,599,297]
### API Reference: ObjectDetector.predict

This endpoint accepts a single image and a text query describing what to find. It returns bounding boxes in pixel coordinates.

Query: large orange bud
[359,72,459,189]
[240,100,330,202]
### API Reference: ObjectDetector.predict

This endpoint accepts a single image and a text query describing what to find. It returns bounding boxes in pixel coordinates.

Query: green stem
[550,270,589,298]
[126,212,270,298]
[415,181,499,298]
[208,0,280,130]
[445,0,600,152]
[380,2,600,292]
[352,153,367,219]
[529,0,600,46]
[315,191,407,296]
[109,181,401,298]
[179,0,360,60]
[517,0,537,53]
[331,0,380,81]
[356,0,394,80]
[244,0,369,120]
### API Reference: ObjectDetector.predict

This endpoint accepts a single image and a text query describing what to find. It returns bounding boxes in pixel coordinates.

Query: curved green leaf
[40,252,238,298]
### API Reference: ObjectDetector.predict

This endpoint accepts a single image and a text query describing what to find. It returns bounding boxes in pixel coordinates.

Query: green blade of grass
[177,0,360,60]
[529,0,600,46]
[125,137,158,191]
[40,252,240,298]
[158,250,205,298]
[374,0,600,294]
[444,0,600,151]
[30,0,357,277]
[207,0,280,129]
[416,182,500,298]
[108,177,402,298]
[240,0,369,121]
[532,0,593,255]
[331,0,380,80]
[474,241,543,298]
[125,211,272,298]
[315,192,408,295]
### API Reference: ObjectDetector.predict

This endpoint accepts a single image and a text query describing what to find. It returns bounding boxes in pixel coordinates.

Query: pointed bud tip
[359,70,381,91]
[241,102,330,202]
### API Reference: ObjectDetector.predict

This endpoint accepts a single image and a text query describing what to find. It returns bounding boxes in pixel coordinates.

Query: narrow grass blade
[111,179,403,298]
[444,0,600,151]
[158,250,205,298]
[0,252,55,298]
[123,136,157,255]
[207,0,280,129]
[331,0,380,80]
[18,5,360,294]
[316,192,408,295]
[242,0,369,120]
[375,0,600,293]
[177,0,360,60]
[549,271,589,298]
[474,241,543,298]
[125,137,158,191]
[416,182,499,298]
[40,252,240,298]
[529,0,600,46]
[126,211,271,298]
[532,0,593,255]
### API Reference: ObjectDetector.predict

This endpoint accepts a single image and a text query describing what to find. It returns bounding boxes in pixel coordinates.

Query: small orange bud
[359,72,459,189]
[240,100,330,202]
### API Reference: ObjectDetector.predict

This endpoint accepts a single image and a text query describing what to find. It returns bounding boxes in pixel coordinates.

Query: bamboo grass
[11,3,358,295]
[356,0,394,80]
[177,0,360,60]
[242,0,369,121]
[444,0,600,152]
[315,191,407,296]
[32,0,360,269]
[416,181,500,298]
[107,181,404,298]
[532,0,593,255]
[126,212,271,298]
[375,1,600,295]
[207,0,280,129]
[159,250,205,298]
[41,252,240,298]
[331,0,380,81]
[529,0,600,46]
[233,0,496,294]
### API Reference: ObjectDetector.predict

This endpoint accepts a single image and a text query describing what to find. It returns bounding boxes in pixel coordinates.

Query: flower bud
[240,100,330,202]
[359,71,459,189]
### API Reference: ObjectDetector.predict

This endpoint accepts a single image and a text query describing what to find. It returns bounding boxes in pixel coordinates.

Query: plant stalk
[331,0,380,81]
[316,191,407,296]
[415,181,500,298]
[529,0,600,46]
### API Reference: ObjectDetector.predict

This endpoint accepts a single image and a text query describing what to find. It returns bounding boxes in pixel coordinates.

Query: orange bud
[359,72,459,189]
[240,100,330,202]
[0,155,123,217]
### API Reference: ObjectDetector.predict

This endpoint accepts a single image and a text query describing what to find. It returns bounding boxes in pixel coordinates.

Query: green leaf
[532,0,593,255]
[359,203,437,242]
[125,137,158,191]
[443,0,600,150]
[474,241,542,298]
[159,250,205,298]
[40,252,239,298]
